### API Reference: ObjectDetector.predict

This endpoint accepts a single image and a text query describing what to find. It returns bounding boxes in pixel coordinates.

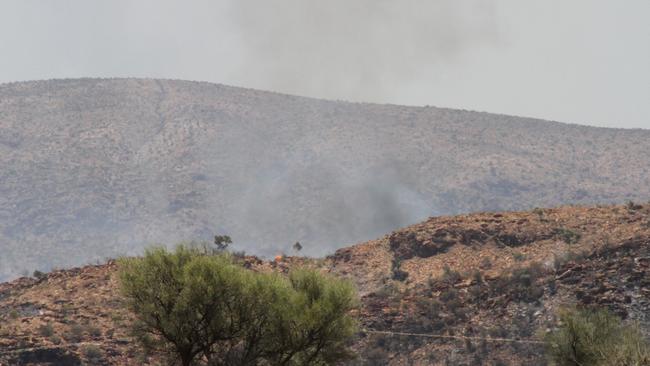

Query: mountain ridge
[5,77,649,131]
[1,78,649,281]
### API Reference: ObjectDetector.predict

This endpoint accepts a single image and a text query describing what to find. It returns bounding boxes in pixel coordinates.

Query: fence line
[363,328,546,344]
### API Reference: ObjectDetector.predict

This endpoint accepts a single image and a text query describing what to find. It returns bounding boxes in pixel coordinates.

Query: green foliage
[32,270,47,280]
[118,246,358,366]
[391,258,408,281]
[63,322,84,343]
[439,288,458,303]
[553,228,582,244]
[82,344,104,363]
[544,307,650,366]
[213,235,232,251]
[275,268,360,365]
[9,309,19,320]
[87,324,102,338]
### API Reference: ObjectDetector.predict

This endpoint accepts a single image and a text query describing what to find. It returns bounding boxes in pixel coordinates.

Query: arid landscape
[1,78,650,281]
[2,2,650,365]
[1,203,648,365]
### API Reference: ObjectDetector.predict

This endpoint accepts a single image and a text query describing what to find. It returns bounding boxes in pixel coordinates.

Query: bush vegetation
[38,322,54,338]
[391,258,408,281]
[491,262,545,303]
[82,344,104,363]
[544,307,650,366]
[63,322,84,343]
[440,265,462,285]
[553,228,582,244]
[118,245,358,366]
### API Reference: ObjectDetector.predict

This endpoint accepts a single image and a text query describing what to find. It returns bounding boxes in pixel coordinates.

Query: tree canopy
[118,246,358,366]
[544,306,650,366]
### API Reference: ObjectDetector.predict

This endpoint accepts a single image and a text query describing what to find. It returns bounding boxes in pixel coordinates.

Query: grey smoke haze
[1,78,650,281]
[0,1,648,128]
[228,1,498,103]
[225,158,432,257]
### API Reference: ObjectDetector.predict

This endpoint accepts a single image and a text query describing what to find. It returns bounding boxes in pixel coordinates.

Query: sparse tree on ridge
[213,234,232,252]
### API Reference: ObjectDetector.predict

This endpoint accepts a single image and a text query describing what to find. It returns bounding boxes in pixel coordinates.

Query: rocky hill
[1,78,650,281]
[0,203,648,365]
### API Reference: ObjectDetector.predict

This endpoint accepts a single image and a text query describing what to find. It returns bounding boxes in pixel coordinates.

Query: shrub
[441,265,462,284]
[416,297,442,319]
[407,298,443,333]
[82,345,103,363]
[626,200,642,211]
[375,281,400,306]
[391,258,408,281]
[554,228,581,244]
[32,270,47,280]
[439,288,458,303]
[532,207,545,218]
[9,309,19,320]
[64,322,84,343]
[231,250,246,260]
[492,263,545,303]
[86,325,102,338]
[544,307,650,366]
[213,234,232,251]
[38,322,55,337]
[468,284,484,301]
[119,246,358,366]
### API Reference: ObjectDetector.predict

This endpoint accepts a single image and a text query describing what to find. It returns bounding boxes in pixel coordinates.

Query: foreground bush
[119,246,358,366]
[544,307,650,366]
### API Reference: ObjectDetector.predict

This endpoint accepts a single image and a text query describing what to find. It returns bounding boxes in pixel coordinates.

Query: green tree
[118,246,358,366]
[266,269,359,365]
[544,307,650,366]
[213,235,232,251]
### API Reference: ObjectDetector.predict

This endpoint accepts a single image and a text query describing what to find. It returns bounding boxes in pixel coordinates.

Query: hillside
[1,78,650,280]
[0,203,648,365]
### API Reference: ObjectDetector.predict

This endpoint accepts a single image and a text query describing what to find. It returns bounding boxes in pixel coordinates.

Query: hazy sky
[0,0,648,129]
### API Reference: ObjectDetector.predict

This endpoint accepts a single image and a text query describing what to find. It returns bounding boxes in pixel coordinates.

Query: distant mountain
[0,78,649,280]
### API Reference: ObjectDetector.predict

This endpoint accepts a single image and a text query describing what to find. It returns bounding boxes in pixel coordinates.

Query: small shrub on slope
[553,228,581,245]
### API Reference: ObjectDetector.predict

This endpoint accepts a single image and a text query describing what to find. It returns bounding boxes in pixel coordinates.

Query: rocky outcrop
[0,204,648,365]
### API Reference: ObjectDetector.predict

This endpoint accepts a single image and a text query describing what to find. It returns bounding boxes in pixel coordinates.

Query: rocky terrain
[1,203,648,365]
[1,78,650,281]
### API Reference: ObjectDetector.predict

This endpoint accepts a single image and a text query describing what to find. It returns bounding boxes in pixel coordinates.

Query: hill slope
[1,78,649,280]
[0,204,648,365]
